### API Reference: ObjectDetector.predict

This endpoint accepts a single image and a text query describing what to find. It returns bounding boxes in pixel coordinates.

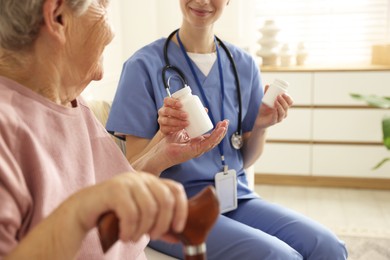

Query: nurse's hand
[158,97,189,135]
[255,86,294,129]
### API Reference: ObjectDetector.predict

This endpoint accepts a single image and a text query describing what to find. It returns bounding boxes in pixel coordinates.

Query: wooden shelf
[260,64,390,72]
[255,174,390,190]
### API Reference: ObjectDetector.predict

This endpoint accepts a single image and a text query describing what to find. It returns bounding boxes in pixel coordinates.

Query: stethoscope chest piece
[231,132,243,149]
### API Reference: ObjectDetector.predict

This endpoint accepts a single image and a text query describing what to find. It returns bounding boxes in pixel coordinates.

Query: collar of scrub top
[176,30,228,172]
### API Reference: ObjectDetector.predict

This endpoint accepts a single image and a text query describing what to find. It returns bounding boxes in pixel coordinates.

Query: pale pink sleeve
[0,135,31,257]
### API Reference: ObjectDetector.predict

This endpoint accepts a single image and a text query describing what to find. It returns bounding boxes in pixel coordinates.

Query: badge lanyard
[176,31,228,172]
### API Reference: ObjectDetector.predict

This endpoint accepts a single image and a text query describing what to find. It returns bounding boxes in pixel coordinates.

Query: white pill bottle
[262,78,290,107]
[172,86,214,138]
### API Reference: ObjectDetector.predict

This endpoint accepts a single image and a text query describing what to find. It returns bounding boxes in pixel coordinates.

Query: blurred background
[83,0,390,99]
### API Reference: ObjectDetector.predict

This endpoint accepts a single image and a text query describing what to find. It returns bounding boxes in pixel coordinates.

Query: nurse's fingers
[275,94,293,120]
[277,93,293,109]
[158,105,189,135]
[163,97,183,108]
[158,104,188,120]
[158,109,189,126]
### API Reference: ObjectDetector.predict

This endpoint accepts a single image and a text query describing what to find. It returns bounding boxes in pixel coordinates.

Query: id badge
[215,169,237,214]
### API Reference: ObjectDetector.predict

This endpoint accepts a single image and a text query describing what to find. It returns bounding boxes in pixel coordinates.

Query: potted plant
[350,94,390,169]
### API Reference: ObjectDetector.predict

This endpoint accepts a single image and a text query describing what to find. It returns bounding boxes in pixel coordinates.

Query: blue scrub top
[107,37,264,199]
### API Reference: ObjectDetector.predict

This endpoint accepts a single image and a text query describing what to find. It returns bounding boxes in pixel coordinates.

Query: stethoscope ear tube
[162,64,189,97]
[162,29,189,96]
[162,65,172,97]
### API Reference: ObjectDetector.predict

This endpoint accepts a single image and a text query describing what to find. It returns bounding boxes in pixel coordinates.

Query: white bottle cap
[273,78,289,90]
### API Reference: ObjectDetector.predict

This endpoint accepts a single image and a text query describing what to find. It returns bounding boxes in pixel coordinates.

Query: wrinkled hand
[257,85,294,129]
[160,120,229,166]
[76,172,188,243]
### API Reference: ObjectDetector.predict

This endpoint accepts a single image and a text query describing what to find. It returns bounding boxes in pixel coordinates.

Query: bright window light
[255,0,390,65]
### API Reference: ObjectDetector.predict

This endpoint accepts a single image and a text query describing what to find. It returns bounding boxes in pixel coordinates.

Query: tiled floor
[254,185,390,238]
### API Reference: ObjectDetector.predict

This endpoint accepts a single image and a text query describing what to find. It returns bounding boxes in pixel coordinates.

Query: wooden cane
[97,186,220,259]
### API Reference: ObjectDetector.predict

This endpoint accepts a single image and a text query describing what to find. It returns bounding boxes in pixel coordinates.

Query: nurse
[107,0,348,259]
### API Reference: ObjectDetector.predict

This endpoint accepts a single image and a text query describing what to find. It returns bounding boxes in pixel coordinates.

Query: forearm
[131,137,172,176]
[241,127,267,169]
[241,93,293,167]
[126,131,165,164]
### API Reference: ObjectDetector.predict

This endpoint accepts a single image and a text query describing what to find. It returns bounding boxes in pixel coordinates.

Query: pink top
[0,76,148,259]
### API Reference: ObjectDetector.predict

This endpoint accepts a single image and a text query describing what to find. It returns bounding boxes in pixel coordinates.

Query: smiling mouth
[190,7,212,16]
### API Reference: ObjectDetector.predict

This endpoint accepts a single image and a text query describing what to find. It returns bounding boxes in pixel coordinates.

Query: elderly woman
[0,0,227,259]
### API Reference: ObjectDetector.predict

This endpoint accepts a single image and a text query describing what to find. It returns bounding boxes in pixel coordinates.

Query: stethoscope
[162,29,243,150]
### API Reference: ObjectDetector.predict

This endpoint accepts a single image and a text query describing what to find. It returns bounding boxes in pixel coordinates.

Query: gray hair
[0,0,93,51]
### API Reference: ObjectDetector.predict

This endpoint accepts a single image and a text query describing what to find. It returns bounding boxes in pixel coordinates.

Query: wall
[82,0,257,101]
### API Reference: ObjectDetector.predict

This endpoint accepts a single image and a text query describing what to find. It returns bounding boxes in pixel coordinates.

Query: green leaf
[372,157,390,170]
[350,93,390,170]
[350,93,390,109]
[383,116,390,150]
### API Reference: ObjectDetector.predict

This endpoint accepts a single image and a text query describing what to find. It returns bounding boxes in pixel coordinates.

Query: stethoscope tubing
[162,29,243,148]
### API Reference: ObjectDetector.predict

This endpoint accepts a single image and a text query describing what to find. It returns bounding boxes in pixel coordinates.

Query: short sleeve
[0,134,31,257]
[106,57,161,139]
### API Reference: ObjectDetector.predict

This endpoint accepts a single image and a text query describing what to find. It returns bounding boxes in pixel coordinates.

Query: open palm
[161,120,229,166]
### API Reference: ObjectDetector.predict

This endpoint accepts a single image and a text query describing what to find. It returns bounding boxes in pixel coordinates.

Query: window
[255,0,390,65]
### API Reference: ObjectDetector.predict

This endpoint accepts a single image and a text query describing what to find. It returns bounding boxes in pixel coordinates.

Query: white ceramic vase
[296,42,308,66]
[257,20,280,66]
[280,43,293,67]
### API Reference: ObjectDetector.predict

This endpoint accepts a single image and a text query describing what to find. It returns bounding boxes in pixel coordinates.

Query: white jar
[262,78,289,108]
[296,42,308,66]
[280,44,292,67]
[172,86,214,138]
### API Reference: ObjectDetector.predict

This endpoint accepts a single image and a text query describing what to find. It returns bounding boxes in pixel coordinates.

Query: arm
[125,131,165,164]
[125,97,189,165]
[241,128,267,169]
[241,92,293,169]
[127,97,229,175]
[5,172,187,259]
[130,120,229,175]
